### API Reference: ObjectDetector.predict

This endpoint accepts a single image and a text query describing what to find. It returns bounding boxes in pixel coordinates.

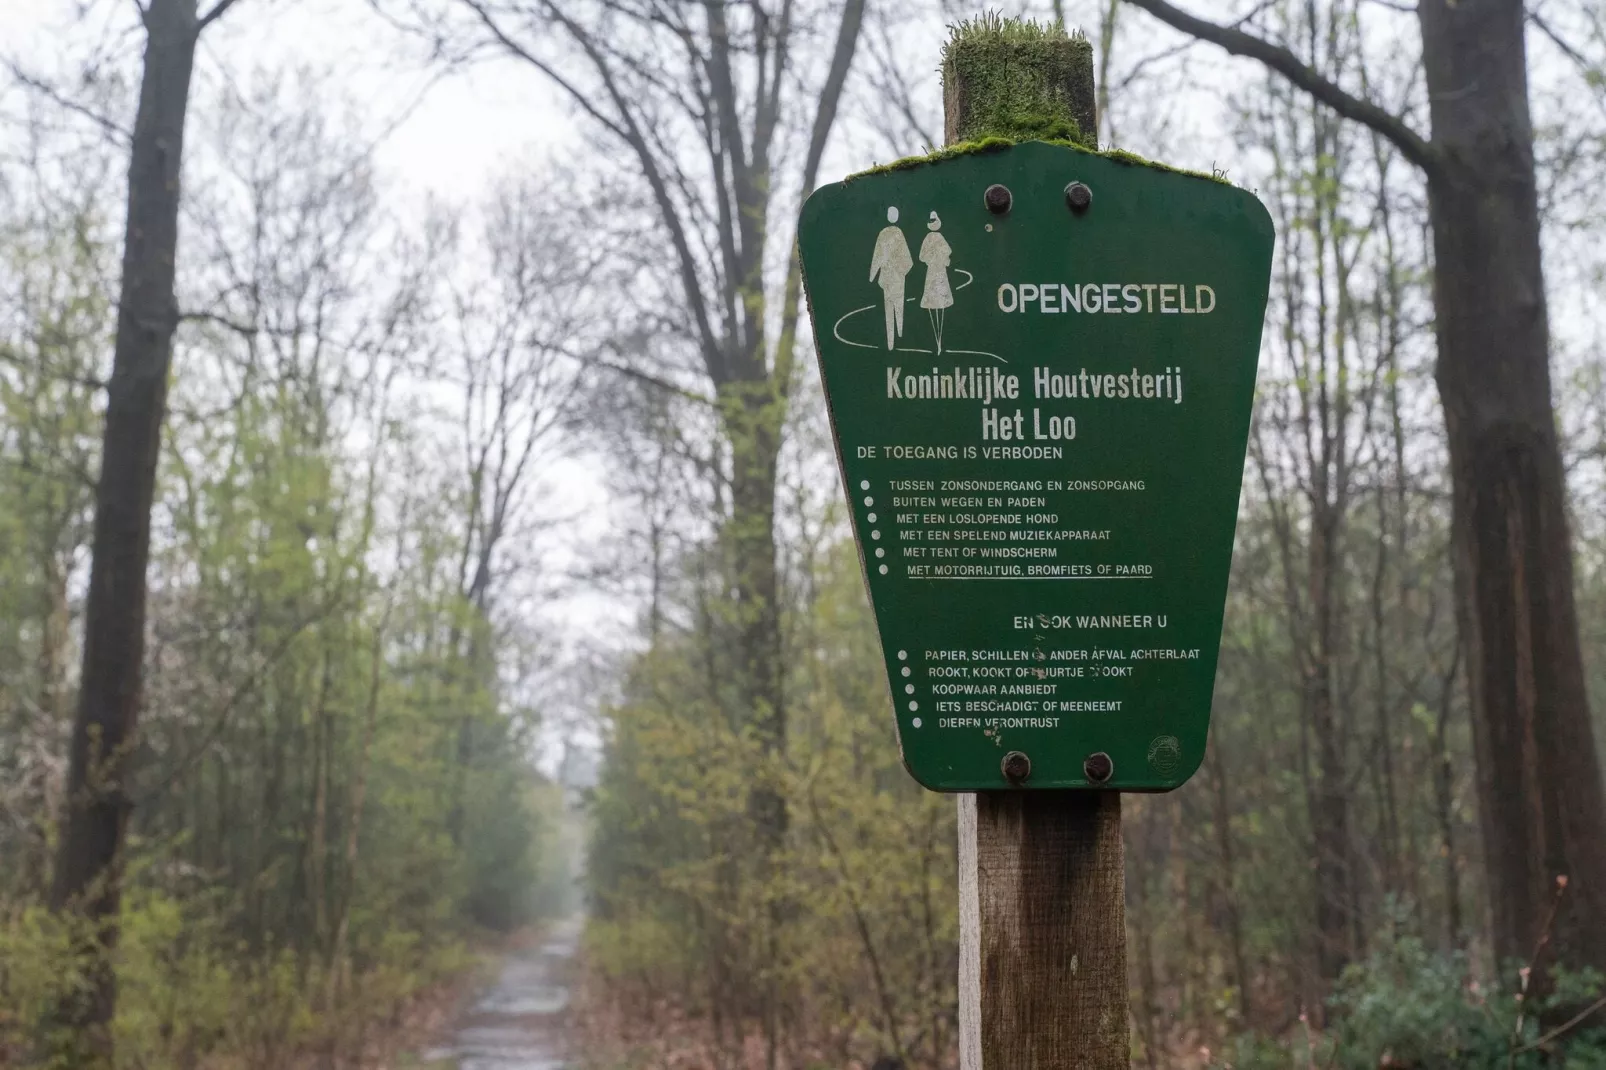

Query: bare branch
[457,0,627,142]
[774,0,864,398]
[457,0,725,380]
[2,59,133,144]
[1119,0,1437,172]
[196,0,244,32]
[800,0,865,193]
[591,356,715,406]
[1529,8,1606,97]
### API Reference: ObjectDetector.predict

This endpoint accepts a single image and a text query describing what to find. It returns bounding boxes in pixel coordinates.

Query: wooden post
[943,21,1130,1069]
[960,794,1127,1067]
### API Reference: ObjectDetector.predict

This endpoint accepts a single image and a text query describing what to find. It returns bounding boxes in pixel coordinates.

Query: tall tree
[47,0,241,1059]
[1117,0,1606,986]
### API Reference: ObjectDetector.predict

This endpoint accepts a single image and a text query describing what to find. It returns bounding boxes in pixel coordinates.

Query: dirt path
[422,916,582,1070]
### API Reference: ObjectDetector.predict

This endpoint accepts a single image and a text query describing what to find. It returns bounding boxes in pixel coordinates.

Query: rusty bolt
[1001,751,1032,783]
[984,183,1012,215]
[1083,751,1114,783]
[1065,181,1092,213]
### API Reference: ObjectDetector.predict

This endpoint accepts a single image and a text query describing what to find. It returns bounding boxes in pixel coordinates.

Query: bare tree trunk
[1370,483,1402,901]
[1120,0,1606,991]
[1433,638,1464,950]
[1208,746,1251,1023]
[328,618,387,993]
[306,649,334,950]
[47,0,217,1058]
[1307,504,1354,984]
[1417,0,1606,983]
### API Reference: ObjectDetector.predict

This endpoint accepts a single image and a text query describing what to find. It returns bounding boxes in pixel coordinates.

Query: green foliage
[1208,941,1606,1069]
[0,907,85,1063]
[584,542,958,1065]
[1330,939,1504,1067]
[463,755,552,931]
[1330,941,1606,1069]
[1208,1030,1328,1070]
[0,92,567,1068]
[585,913,697,987]
[111,890,236,1067]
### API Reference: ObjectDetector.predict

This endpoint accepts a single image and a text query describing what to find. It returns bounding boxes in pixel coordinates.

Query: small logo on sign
[1147,735,1182,777]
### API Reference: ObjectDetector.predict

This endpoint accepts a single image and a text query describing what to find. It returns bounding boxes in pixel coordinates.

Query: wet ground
[421,916,582,1070]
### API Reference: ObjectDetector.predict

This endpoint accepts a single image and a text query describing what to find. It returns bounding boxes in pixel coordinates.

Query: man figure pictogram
[869,206,913,349]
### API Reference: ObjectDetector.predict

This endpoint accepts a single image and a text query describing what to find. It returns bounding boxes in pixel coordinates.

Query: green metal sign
[799,141,1273,792]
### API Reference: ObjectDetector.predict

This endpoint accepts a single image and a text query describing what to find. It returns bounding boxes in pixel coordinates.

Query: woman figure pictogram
[919,211,953,354]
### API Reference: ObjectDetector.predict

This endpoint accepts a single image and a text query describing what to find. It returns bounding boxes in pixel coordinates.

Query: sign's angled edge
[798,176,927,788]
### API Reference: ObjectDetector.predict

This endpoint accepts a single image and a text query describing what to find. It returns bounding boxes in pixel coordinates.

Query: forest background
[2,0,1606,1067]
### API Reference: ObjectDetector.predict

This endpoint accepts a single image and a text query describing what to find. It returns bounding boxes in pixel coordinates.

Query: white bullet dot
[867,512,877,523]
[871,530,881,540]
[901,667,911,677]
[860,480,870,490]
[904,684,915,695]
[898,650,907,660]
[863,497,874,507]
[909,702,919,712]
[875,548,885,558]
[911,717,923,728]
[878,564,888,574]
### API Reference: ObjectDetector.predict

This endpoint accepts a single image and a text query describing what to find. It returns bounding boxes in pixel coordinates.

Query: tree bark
[1417,0,1606,979]
[1306,503,1355,984]
[960,793,1128,1069]
[1118,0,1606,989]
[1208,746,1251,1023]
[47,0,205,1060]
[1433,638,1464,950]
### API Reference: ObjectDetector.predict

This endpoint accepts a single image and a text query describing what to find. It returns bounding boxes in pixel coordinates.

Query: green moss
[849,136,1017,179]
[847,139,1236,186]
[848,14,1236,188]
[1101,147,1234,185]
[941,14,1096,149]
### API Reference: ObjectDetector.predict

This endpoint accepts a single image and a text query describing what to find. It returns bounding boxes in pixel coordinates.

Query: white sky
[0,0,582,195]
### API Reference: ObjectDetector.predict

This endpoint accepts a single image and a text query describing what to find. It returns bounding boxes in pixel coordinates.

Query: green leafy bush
[1210,939,1606,1069]
[1330,939,1606,1068]
[0,906,86,1064]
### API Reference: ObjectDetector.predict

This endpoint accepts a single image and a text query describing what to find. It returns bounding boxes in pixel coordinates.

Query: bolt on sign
[799,141,1274,792]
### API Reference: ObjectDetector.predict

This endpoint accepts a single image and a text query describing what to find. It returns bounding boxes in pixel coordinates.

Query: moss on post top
[942,15,1096,149]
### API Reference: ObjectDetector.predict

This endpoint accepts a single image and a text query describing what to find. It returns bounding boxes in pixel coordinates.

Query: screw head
[984,184,1012,215]
[1065,181,1093,213]
[1083,751,1114,783]
[1001,751,1032,783]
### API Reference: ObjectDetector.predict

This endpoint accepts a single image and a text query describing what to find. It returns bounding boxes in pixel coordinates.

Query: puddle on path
[421,916,582,1070]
